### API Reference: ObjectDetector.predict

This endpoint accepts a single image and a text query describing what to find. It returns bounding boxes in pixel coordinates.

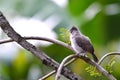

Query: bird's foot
[77,52,86,57]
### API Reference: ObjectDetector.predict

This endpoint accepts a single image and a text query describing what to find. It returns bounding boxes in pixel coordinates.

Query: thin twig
[98,52,120,64]
[38,71,55,80]
[55,54,79,80]
[0,37,74,51]
[0,39,13,44]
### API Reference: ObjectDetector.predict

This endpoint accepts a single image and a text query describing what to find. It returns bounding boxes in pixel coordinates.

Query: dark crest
[70,26,78,33]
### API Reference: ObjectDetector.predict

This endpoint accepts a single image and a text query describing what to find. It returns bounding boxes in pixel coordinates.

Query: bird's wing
[75,36,94,53]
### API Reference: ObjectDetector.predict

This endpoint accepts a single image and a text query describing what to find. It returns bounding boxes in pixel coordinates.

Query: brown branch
[0,11,81,80]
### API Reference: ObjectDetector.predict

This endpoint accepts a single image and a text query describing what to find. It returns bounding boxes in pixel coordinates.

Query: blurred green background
[0,0,120,80]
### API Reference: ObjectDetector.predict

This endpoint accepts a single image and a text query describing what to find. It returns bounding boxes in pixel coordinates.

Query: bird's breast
[70,35,84,53]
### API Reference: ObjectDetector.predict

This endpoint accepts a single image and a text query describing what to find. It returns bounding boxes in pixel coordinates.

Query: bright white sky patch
[51,0,68,7]
[10,17,57,45]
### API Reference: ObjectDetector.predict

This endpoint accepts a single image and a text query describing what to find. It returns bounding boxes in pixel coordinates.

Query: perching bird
[69,26,98,62]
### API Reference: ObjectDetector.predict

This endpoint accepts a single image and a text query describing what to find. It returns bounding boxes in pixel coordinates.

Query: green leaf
[106,60,116,74]
[59,28,70,45]
[85,66,101,77]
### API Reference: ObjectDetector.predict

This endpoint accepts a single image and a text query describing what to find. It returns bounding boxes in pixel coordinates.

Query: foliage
[85,66,101,77]
[105,56,116,74]
[59,28,70,45]
[106,61,115,74]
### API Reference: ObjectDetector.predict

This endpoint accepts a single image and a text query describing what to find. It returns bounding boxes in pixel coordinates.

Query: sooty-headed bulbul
[69,26,98,62]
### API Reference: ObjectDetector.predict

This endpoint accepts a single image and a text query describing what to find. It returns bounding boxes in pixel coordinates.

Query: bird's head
[69,26,79,34]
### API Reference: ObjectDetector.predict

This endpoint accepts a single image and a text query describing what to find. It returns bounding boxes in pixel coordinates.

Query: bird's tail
[92,53,98,62]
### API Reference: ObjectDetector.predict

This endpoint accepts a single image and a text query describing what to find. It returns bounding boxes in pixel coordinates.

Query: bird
[69,26,98,62]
